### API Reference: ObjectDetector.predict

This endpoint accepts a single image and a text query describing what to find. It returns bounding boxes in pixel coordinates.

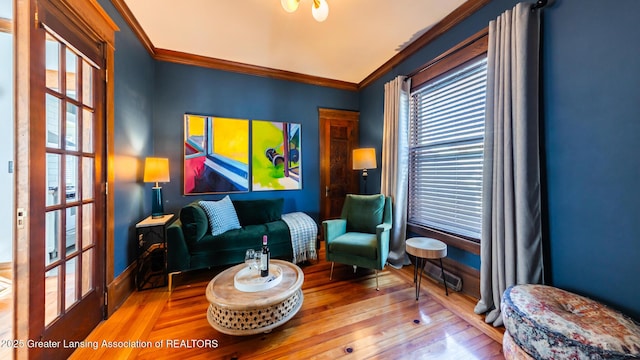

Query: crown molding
[110,0,155,56]
[154,48,359,91]
[357,0,490,89]
[109,0,357,90]
[110,0,488,91]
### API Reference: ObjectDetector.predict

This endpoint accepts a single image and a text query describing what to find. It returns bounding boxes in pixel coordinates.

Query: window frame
[407,28,488,255]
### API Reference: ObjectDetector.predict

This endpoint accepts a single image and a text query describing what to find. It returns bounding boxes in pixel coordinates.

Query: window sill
[406,223,480,255]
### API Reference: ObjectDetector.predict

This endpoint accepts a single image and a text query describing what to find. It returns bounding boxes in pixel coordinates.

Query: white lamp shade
[352,148,377,170]
[312,0,329,22]
[143,157,170,183]
[281,0,300,13]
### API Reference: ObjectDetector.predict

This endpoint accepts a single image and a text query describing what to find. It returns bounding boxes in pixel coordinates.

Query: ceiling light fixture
[281,0,329,22]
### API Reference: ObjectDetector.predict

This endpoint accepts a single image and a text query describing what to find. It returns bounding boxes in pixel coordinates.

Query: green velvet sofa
[167,198,293,276]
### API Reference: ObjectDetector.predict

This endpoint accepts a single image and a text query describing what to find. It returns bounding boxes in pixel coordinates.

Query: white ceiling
[123,0,468,84]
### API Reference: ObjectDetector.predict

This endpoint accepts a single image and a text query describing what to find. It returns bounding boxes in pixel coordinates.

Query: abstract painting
[184,114,249,194]
[251,120,302,191]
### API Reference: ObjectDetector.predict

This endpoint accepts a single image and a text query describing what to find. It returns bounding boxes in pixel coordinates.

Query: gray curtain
[381,76,411,268]
[474,2,544,327]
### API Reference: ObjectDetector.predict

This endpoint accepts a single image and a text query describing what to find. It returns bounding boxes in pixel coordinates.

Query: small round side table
[405,237,448,300]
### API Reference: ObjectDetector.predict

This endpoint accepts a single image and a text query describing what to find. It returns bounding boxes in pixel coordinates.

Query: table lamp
[143,157,170,218]
[352,148,377,194]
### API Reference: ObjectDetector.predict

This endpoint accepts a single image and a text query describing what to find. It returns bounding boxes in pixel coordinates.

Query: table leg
[416,257,425,301]
[439,258,449,296]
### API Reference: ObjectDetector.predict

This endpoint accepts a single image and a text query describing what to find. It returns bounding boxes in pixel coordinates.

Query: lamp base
[362,169,368,194]
[151,187,164,218]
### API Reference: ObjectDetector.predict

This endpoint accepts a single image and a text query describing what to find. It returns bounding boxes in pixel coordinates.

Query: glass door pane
[44,267,60,325]
[65,48,77,100]
[43,28,98,327]
[64,257,78,310]
[45,33,60,91]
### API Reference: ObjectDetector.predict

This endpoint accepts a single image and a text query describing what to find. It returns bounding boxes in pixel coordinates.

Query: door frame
[14,0,117,357]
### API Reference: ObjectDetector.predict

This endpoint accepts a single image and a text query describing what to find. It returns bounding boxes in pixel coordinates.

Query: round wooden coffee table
[205,260,304,335]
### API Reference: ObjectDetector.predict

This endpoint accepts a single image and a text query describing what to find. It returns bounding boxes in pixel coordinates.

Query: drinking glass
[253,252,262,273]
[245,249,255,269]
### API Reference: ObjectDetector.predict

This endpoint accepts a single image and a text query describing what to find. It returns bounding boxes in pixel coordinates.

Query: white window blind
[408,56,487,240]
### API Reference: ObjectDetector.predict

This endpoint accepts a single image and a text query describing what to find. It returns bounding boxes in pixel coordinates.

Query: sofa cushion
[179,202,209,246]
[233,198,284,226]
[199,196,242,236]
[189,221,292,267]
[343,194,385,233]
[328,232,378,260]
[193,221,291,254]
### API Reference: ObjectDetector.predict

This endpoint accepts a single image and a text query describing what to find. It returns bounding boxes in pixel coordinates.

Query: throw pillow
[179,202,210,246]
[199,196,242,236]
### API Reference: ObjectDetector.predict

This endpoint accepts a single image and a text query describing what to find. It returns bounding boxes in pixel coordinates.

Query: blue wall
[542,0,640,319]
[359,0,640,319]
[152,61,358,219]
[100,0,156,277]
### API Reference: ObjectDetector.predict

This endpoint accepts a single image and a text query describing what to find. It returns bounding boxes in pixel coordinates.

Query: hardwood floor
[70,249,504,359]
[0,266,13,360]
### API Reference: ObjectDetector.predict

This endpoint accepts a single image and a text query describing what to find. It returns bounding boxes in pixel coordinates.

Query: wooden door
[319,109,359,221]
[24,1,107,358]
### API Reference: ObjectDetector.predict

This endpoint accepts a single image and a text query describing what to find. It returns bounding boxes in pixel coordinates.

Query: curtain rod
[531,0,548,10]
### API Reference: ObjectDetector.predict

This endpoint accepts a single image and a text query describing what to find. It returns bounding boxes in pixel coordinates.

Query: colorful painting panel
[251,120,302,191]
[184,114,249,194]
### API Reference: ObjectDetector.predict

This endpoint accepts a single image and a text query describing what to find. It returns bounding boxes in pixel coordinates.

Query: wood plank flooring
[70,249,504,359]
[0,267,13,360]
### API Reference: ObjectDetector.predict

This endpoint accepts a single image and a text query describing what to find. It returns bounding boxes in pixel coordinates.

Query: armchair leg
[375,270,379,291]
[330,262,334,280]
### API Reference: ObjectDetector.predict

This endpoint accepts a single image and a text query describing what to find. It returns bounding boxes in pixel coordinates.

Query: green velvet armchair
[322,194,392,290]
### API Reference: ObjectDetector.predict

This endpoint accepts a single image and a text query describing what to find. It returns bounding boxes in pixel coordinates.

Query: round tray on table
[234,264,283,292]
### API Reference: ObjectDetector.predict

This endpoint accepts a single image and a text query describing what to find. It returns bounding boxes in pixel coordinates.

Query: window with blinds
[408,56,487,241]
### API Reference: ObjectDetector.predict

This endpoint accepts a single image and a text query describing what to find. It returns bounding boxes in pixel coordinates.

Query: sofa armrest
[167,219,190,272]
[375,196,393,264]
[322,219,347,243]
[376,222,392,234]
[376,222,391,265]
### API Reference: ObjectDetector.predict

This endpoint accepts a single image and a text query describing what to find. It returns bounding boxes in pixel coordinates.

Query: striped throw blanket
[281,212,318,264]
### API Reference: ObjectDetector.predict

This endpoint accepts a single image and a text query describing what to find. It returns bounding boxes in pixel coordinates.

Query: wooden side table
[136,214,174,290]
[406,237,448,300]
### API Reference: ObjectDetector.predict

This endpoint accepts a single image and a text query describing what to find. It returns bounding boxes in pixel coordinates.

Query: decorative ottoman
[502,284,640,359]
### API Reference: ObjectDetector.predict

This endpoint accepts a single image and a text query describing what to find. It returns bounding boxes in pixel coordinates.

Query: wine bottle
[260,235,270,277]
